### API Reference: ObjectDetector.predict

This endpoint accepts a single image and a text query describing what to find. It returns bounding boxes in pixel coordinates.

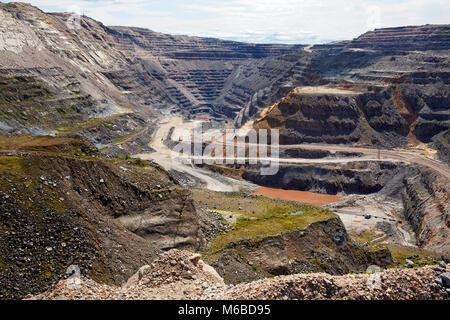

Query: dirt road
[208,139,449,179]
[135,117,255,192]
[278,143,450,180]
[137,117,435,246]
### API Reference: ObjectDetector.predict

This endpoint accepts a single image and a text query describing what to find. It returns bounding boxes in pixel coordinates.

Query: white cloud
[2,0,449,44]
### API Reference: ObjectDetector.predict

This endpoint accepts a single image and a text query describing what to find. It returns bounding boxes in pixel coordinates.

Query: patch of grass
[196,189,337,261]
[113,132,136,144]
[117,154,151,168]
[193,189,320,217]
[207,208,336,260]
[56,117,104,135]
[387,244,443,268]
[351,229,383,245]
[0,134,97,157]
[0,156,67,214]
[56,113,130,136]
[0,135,72,150]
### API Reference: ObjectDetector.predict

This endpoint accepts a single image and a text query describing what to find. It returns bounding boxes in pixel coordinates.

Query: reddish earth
[254,187,341,206]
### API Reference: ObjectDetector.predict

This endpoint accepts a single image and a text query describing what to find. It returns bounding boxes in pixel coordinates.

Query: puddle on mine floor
[253,186,342,206]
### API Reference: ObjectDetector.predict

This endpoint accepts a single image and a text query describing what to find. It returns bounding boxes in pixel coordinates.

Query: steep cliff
[209,217,392,284]
[1,3,448,152]
[0,135,200,299]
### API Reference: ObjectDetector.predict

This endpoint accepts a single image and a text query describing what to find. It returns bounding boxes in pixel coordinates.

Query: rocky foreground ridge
[29,249,450,300]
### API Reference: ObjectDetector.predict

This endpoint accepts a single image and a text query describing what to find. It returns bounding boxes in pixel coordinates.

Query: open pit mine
[0,2,449,301]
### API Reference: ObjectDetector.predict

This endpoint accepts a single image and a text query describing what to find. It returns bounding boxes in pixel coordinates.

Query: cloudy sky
[3,0,449,44]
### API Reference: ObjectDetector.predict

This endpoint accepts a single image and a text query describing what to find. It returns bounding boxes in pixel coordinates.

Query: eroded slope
[0,135,200,299]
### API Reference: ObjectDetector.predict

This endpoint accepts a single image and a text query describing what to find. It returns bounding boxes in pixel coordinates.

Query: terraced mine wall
[0,2,308,139]
[433,130,450,164]
[240,161,410,195]
[254,78,450,148]
[348,25,450,51]
[402,167,450,253]
[0,3,448,154]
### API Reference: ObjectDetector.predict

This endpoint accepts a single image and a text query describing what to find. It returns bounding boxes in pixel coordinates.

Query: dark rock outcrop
[433,129,450,164]
[402,167,450,253]
[241,161,409,195]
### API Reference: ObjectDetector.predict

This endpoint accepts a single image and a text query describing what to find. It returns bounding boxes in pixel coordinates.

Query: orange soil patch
[254,187,341,206]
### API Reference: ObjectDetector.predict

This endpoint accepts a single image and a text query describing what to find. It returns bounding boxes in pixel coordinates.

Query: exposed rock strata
[402,167,450,253]
[254,81,449,147]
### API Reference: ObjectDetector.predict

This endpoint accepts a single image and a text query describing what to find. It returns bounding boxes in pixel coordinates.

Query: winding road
[137,117,450,190]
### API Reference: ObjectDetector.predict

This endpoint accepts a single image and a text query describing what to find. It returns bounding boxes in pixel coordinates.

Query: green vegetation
[442,129,450,143]
[0,156,67,214]
[113,129,143,144]
[0,74,92,129]
[0,134,98,158]
[195,190,336,261]
[118,154,151,167]
[56,117,106,135]
[387,244,444,268]
[208,209,335,260]
[193,189,322,217]
[436,29,450,37]
[351,229,385,246]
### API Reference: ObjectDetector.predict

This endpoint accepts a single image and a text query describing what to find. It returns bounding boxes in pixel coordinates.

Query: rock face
[0,136,201,299]
[234,160,450,253]
[433,130,450,163]
[241,161,412,195]
[244,25,450,148]
[254,80,449,148]
[348,25,450,51]
[0,3,448,152]
[210,217,393,284]
[0,2,306,143]
[402,167,450,253]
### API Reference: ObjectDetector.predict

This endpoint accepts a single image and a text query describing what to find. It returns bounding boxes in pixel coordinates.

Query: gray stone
[405,259,414,266]
[440,272,450,288]
[189,254,202,266]
[438,260,447,269]
[323,278,332,286]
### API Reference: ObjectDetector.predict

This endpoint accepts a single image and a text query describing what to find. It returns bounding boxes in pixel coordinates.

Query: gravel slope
[28,249,450,300]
